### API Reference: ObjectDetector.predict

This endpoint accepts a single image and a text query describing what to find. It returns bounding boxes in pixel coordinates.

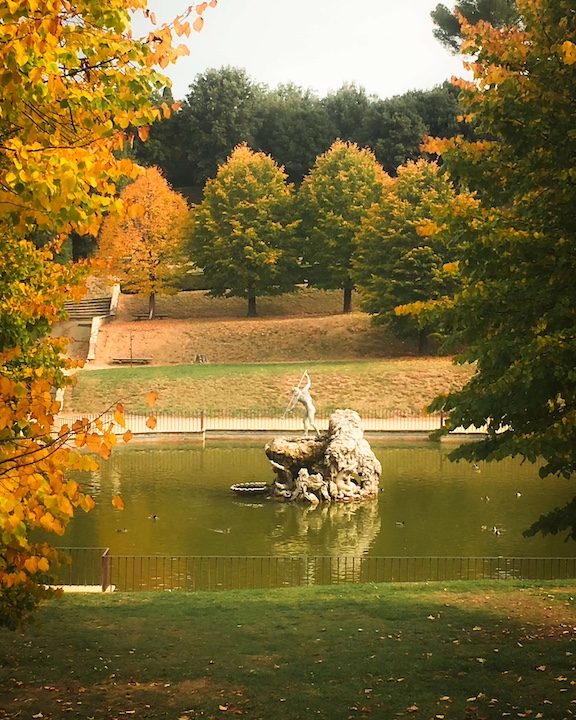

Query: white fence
[52,410,486,436]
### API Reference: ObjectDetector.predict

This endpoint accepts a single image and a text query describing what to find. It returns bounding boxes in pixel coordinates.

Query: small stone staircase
[64,297,112,321]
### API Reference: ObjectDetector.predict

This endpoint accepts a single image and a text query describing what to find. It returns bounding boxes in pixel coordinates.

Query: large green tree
[353,160,462,354]
[298,141,390,313]
[323,83,372,145]
[254,84,337,184]
[358,96,428,175]
[419,0,576,538]
[172,66,264,188]
[188,144,299,317]
[431,0,519,52]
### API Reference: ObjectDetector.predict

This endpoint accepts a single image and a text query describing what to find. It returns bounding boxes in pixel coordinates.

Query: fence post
[101,548,111,592]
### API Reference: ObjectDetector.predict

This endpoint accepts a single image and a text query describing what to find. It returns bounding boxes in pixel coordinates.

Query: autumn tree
[98,168,190,319]
[415,0,576,537]
[298,141,390,313]
[353,161,463,354]
[188,144,299,317]
[0,0,213,627]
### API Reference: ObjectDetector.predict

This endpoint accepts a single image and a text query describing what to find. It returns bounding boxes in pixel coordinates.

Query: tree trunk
[247,294,257,317]
[342,286,353,314]
[418,328,428,355]
[148,292,156,320]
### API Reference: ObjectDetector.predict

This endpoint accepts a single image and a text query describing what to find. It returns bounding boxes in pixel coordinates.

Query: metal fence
[55,550,576,592]
[53,409,484,436]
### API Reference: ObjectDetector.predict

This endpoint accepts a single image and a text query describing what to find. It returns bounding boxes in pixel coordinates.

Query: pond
[55,439,576,559]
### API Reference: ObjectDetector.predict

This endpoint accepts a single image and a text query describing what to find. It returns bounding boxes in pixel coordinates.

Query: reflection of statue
[264,409,382,504]
[284,371,319,437]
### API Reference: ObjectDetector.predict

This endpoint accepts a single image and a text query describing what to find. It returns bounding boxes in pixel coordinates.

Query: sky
[136,0,466,102]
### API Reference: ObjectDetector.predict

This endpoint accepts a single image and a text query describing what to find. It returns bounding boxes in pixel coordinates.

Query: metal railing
[53,409,484,436]
[55,551,576,592]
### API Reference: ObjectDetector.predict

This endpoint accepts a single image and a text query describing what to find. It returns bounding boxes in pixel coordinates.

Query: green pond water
[54,439,576,559]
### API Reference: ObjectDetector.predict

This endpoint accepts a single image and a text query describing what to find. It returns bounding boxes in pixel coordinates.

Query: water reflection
[53,440,576,559]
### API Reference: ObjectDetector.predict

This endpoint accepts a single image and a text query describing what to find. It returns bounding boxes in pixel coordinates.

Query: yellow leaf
[146,390,159,407]
[112,494,125,511]
[146,415,157,430]
[114,408,126,428]
[561,41,576,65]
[123,429,133,443]
[24,557,39,573]
[193,16,204,32]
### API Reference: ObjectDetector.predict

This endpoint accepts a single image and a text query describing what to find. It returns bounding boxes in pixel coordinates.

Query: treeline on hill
[133,68,474,192]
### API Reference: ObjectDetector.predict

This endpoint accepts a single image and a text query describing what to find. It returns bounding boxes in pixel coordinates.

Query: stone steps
[65,297,111,320]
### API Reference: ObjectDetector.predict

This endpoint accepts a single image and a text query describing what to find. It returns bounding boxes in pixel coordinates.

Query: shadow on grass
[1,581,576,719]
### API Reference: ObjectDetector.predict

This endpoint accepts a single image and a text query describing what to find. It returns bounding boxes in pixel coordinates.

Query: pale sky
[137,0,466,101]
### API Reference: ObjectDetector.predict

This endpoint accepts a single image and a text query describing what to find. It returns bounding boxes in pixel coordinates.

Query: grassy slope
[2,582,576,719]
[67,359,474,415]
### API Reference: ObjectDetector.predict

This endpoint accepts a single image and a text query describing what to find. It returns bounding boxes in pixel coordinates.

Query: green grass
[3,581,576,719]
[67,359,473,416]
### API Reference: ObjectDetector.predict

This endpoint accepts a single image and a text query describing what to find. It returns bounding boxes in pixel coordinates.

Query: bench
[133,314,168,321]
[111,357,152,365]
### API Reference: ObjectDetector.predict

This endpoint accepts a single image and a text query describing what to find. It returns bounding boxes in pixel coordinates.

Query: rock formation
[263,409,381,504]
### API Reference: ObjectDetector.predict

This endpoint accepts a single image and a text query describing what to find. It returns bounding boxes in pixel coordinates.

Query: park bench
[111,357,152,365]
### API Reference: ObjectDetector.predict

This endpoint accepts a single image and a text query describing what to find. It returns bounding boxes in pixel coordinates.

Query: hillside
[65,289,474,415]
[91,288,425,367]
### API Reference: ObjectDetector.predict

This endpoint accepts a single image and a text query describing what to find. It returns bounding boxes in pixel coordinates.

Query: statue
[265,409,381,503]
[231,377,382,505]
[283,371,319,437]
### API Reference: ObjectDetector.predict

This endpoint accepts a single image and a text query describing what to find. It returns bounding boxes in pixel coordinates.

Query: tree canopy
[298,141,390,314]
[353,160,463,354]
[98,167,190,319]
[419,0,576,538]
[431,0,519,52]
[188,144,299,317]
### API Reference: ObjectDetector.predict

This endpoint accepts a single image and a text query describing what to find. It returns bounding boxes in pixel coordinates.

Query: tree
[98,168,190,319]
[353,161,463,354]
[416,0,576,537]
[323,83,372,144]
[188,144,299,317]
[173,66,265,188]
[431,0,519,52]
[0,0,212,627]
[254,84,337,184]
[298,141,390,313]
[358,96,429,175]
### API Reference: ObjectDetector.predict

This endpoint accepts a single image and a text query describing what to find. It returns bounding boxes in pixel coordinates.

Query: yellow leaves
[114,403,126,428]
[146,415,157,430]
[123,429,133,443]
[417,221,440,238]
[112,494,125,511]
[560,40,576,65]
[193,16,204,32]
[442,261,460,274]
[146,390,159,407]
[24,556,49,574]
[79,495,95,512]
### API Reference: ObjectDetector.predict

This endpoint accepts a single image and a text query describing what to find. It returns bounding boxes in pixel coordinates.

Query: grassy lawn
[67,359,473,416]
[2,582,576,719]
